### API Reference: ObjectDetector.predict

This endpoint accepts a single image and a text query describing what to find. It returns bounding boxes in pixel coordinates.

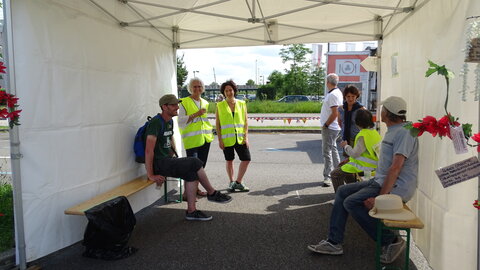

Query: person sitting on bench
[145,94,232,221]
[307,96,419,264]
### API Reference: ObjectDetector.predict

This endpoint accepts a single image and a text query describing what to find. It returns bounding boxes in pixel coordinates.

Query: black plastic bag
[82,196,137,260]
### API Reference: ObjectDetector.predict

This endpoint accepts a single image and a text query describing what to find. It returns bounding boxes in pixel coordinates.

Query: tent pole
[3,0,27,269]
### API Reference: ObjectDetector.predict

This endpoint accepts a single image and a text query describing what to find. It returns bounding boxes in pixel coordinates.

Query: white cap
[380,96,407,116]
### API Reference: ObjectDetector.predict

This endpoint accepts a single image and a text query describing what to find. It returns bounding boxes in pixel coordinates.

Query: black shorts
[223,142,251,161]
[153,157,203,182]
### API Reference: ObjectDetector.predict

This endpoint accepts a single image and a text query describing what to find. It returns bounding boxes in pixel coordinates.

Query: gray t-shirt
[374,122,419,201]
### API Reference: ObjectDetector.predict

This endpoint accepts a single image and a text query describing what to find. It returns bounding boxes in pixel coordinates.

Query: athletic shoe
[228,181,236,192]
[207,191,232,203]
[232,182,250,192]
[380,237,406,264]
[307,239,343,255]
[322,179,331,187]
[185,210,212,221]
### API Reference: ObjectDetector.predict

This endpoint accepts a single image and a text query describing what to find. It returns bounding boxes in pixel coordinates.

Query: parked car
[236,94,247,100]
[277,95,310,103]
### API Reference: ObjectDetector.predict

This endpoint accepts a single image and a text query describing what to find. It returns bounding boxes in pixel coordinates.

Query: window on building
[346,43,356,51]
[330,44,338,51]
[363,42,376,50]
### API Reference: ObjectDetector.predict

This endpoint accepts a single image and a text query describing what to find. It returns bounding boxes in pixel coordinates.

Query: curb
[249,129,321,133]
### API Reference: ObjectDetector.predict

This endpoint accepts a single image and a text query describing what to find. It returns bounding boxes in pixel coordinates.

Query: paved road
[32,133,430,270]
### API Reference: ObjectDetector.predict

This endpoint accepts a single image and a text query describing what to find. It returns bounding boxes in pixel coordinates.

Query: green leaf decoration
[462,123,473,138]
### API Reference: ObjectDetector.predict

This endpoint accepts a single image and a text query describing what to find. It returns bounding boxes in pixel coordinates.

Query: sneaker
[322,179,331,187]
[185,210,213,221]
[307,239,343,255]
[207,191,232,203]
[380,237,406,264]
[232,182,250,192]
[228,181,236,192]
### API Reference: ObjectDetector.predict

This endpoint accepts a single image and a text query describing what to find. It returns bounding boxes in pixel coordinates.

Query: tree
[209,81,220,88]
[257,70,284,100]
[246,79,255,86]
[308,65,326,96]
[279,44,313,95]
[176,54,188,88]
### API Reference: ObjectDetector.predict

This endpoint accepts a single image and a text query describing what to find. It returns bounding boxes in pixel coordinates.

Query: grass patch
[0,182,14,252]
[207,101,322,113]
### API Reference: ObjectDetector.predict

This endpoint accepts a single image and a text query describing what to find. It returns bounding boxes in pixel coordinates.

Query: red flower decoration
[422,116,438,137]
[0,62,6,74]
[0,213,4,217]
[474,200,480,209]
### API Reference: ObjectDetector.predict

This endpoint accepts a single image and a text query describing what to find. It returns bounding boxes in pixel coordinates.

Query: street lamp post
[193,70,199,77]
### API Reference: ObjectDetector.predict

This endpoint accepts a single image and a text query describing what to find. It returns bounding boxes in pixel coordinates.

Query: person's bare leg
[185,181,198,213]
[235,160,250,183]
[196,167,216,195]
[226,160,235,182]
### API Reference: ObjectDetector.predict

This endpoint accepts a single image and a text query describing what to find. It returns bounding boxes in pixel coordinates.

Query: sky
[178,45,299,86]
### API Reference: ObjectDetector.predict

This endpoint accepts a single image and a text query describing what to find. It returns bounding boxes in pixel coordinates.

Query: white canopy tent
[3,0,479,269]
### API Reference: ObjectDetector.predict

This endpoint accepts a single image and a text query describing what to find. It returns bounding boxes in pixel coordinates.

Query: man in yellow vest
[178,78,214,198]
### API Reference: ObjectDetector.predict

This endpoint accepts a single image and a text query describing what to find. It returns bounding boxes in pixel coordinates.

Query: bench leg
[375,220,383,270]
[375,220,411,270]
[164,178,183,203]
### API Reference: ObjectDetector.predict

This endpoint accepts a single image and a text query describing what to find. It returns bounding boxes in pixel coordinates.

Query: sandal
[196,190,207,196]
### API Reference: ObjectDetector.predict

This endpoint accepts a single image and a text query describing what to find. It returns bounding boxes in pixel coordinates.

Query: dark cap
[159,94,182,106]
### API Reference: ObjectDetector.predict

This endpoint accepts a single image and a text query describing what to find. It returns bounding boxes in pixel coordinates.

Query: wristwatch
[323,123,329,128]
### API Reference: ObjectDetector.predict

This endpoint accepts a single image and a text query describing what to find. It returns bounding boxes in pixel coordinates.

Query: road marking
[295,190,300,198]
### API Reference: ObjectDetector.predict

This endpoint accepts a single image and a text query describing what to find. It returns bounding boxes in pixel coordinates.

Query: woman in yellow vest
[178,78,214,197]
[215,80,251,192]
[331,109,381,193]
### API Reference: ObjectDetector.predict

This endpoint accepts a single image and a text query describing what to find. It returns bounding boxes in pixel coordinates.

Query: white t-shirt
[320,87,343,130]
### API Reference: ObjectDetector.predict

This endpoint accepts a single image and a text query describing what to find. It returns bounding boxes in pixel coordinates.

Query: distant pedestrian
[320,73,343,187]
[338,85,365,147]
[215,80,251,192]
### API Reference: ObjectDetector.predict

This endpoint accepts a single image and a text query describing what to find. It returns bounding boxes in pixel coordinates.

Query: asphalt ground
[30,133,431,270]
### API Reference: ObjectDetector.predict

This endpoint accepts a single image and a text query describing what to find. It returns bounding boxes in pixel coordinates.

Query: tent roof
[88,0,427,49]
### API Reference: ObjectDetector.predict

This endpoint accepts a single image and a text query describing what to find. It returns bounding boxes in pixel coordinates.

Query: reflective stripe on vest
[179,97,214,149]
[341,128,382,174]
[217,99,246,147]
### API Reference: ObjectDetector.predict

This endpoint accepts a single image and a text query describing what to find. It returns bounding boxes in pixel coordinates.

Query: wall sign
[435,156,480,188]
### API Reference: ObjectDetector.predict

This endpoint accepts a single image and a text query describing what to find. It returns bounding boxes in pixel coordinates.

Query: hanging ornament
[461,17,480,101]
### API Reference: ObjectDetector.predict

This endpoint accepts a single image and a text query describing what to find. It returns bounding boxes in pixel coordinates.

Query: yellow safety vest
[341,128,382,174]
[217,99,246,147]
[179,97,213,149]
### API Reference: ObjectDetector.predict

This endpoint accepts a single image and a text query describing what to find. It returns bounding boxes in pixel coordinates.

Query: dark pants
[186,142,211,168]
[153,157,203,182]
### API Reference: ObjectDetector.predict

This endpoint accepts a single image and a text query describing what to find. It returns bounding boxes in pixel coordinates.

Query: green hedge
[207,101,322,113]
[0,183,14,252]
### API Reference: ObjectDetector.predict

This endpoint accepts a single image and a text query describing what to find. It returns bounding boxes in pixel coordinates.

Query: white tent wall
[380,0,480,269]
[10,0,177,261]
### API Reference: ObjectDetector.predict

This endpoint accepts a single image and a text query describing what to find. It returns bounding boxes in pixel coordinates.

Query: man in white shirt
[319,73,343,187]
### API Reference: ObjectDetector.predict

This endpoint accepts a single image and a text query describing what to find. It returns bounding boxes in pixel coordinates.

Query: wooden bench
[65,175,182,216]
[375,204,424,270]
